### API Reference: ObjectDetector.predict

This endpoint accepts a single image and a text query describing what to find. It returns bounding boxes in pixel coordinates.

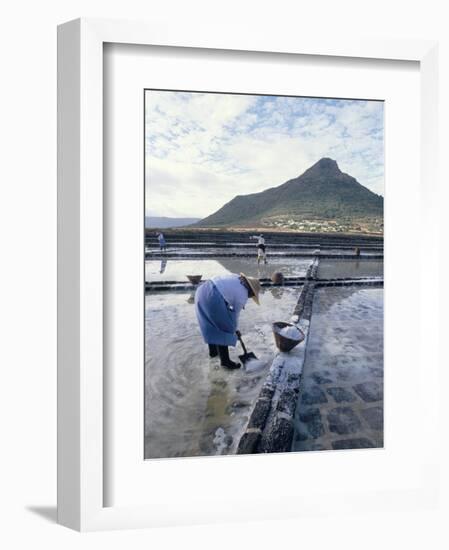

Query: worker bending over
[195,273,261,370]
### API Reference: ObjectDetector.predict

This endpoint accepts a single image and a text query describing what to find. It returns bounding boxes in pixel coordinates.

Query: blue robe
[195,280,238,346]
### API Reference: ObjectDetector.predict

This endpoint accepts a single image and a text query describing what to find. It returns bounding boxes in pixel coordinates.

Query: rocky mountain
[194,158,383,233]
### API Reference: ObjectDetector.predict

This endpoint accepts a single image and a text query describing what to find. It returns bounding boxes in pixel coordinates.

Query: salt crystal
[213,427,228,453]
[244,358,265,372]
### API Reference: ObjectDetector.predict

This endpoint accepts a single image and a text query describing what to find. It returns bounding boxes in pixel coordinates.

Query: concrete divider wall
[145,229,383,247]
[237,280,316,454]
[146,275,383,293]
[146,252,384,260]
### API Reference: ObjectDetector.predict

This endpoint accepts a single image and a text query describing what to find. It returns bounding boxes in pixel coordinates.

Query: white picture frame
[57,17,439,531]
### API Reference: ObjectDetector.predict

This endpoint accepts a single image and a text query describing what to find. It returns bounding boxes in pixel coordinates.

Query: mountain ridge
[194,158,383,233]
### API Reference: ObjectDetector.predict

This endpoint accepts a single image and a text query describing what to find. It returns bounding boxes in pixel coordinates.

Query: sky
[145,90,384,219]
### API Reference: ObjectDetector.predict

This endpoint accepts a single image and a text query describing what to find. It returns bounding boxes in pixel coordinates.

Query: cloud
[145,91,384,217]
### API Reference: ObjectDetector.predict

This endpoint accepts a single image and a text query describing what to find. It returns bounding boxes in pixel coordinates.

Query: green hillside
[195,158,383,233]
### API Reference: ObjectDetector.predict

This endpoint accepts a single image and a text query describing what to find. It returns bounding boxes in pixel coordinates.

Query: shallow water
[145,257,312,282]
[145,286,302,459]
[292,287,384,451]
[317,259,383,279]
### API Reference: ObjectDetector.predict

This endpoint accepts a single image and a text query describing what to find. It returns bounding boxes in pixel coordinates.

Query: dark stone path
[292,287,383,452]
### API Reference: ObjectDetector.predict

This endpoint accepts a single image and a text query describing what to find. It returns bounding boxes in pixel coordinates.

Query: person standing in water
[156,232,166,252]
[250,234,267,265]
[195,273,261,369]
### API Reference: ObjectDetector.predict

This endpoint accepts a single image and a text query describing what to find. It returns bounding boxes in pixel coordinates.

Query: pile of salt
[278,325,301,340]
[244,358,265,372]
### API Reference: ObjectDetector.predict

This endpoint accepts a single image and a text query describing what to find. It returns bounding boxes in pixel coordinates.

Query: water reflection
[187,290,196,304]
[269,286,286,300]
[145,257,312,283]
[159,258,168,274]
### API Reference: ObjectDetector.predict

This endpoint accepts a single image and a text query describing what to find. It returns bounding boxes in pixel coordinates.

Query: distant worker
[195,273,261,370]
[250,234,267,265]
[156,232,166,252]
[355,247,361,257]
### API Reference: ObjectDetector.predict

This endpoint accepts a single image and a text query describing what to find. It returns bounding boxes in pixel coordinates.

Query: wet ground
[317,259,383,279]
[145,257,313,282]
[145,286,302,459]
[292,287,384,451]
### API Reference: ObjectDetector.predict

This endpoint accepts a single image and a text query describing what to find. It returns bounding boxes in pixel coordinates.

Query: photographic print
[144,90,383,459]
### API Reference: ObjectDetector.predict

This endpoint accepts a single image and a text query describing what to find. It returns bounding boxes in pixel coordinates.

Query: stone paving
[317,259,383,279]
[292,286,383,451]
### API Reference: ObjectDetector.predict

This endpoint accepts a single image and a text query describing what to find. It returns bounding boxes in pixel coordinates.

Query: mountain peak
[195,158,383,232]
[304,157,340,176]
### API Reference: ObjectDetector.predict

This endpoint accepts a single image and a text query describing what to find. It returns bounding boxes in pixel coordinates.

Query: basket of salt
[186,275,202,285]
[272,322,305,352]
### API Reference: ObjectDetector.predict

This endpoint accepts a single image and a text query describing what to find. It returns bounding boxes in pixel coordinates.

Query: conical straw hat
[240,273,261,305]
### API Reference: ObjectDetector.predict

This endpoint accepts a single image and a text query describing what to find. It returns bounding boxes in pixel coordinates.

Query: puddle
[145,257,312,282]
[145,286,302,458]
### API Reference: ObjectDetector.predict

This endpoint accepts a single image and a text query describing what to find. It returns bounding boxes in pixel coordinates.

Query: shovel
[236,330,258,364]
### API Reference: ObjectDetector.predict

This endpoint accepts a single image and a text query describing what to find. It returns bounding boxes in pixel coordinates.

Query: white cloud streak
[145,91,384,218]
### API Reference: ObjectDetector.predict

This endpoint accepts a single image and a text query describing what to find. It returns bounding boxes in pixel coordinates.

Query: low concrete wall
[145,229,383,247]
[145,275,382,292]
[145,276,307,292]
[316,279,383,288]
[146,252,384,260]
[237,280,316,454]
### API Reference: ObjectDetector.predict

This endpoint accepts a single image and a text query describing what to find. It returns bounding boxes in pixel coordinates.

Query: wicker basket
[186,275,203,285]
[272,322,305,352]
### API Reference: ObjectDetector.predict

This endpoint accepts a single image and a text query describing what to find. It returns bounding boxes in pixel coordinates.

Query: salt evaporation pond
[145,286,301,459]
[292,287,383,451]
[145,257,312,283]
[317,259,383,279]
